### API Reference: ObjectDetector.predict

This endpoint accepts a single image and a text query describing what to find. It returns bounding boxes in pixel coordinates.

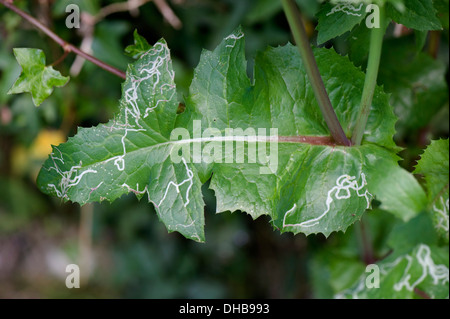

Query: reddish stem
[1,0,126,79]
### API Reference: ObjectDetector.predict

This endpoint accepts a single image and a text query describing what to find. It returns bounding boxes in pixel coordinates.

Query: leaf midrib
[79,133,339,170]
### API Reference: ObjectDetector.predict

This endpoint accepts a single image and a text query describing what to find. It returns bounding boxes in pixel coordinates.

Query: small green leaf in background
[415,139,449,243]
[386,0,442,31]
[378,38,449,135]
[8,48,69,106]
[387,212,438,253]
[125,30,153,59]
[433,0,449,30]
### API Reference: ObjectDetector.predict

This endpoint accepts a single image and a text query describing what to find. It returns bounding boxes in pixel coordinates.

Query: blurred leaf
[415,139,450,201]
[346,21,371,67]
[336,244,449,299]
[387,213,438,253]
[296,0,322,17]
[246,0,321,24]
[0,177,46,232]
[246,0,283,24]
[433,0,449,30]
[7,95,40,145]
[414,30,428,52]
[8,48,69,106]
[386,0,442,31]
[367,159,427,221]
[415,139,449,243]
[309,209,397,298]
[0,49,21,105]
[378,37,449,134]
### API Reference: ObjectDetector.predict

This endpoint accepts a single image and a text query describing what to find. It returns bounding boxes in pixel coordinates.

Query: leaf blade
[8,48,69,106]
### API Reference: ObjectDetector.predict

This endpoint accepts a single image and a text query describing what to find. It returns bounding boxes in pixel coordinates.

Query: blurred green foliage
[0,0,448,298]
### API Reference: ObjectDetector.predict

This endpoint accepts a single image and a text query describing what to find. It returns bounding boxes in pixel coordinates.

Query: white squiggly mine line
[107,41,175,172]
[47,147,97,200]
[283,173,372,229]
[102,42,194,214]
[158,157,194,208]
[327,1,364,17]
[394,244,449,293]
[335,244,449,299]
[121,158,197,238]
[433,196,449,233]
[121,157,194,209]
[224,30,244,48]
[47,41,176,200]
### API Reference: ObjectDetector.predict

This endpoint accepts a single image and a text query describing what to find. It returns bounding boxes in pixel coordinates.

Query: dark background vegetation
[0,0,448,298]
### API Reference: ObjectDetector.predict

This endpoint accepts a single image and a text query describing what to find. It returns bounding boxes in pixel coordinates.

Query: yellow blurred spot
[11,146,28,176]
[303,16,315,38]
[30,129,66,160]
[12,129,66,177]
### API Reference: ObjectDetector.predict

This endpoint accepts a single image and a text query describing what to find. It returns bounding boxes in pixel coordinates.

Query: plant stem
[359,218,375,265]
[351,5,386,146]
[50,50,69,67]
[281,0,351,147]
[414,288,431,299]
[0,0,126,80]
[427,31,441,59]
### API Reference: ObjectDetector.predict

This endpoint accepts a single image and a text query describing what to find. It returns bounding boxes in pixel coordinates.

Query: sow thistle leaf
[415,139,449,243]
[316,1,368,45]
[37,29,426,241]
[316,0,443,49]
[315,0,401,46]
[335,244,449,299]
[8,48,69,106]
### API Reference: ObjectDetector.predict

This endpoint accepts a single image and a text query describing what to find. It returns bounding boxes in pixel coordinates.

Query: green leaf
[386,0,442,31]
[415,139,449,243]
[246,0,283,24]
[433,0,449,29]
[336,244,449,299]
[8,48,69,106]
[316,1,367,45]
[378,37,449,134]
[414,30,428,52]
[346,21,372,68]
[125,30,153,59]
[37,29,425,240]
[387,212,438,253]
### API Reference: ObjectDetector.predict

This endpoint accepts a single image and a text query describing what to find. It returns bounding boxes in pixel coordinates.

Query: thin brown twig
[359,218,375,265]
[94,0,181,29]
[92,0,153,23]
[428,31,441,59]
[50,49,69,66]
[70,0,158,76]
[154,0,182,30]
[0,0,126,79]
